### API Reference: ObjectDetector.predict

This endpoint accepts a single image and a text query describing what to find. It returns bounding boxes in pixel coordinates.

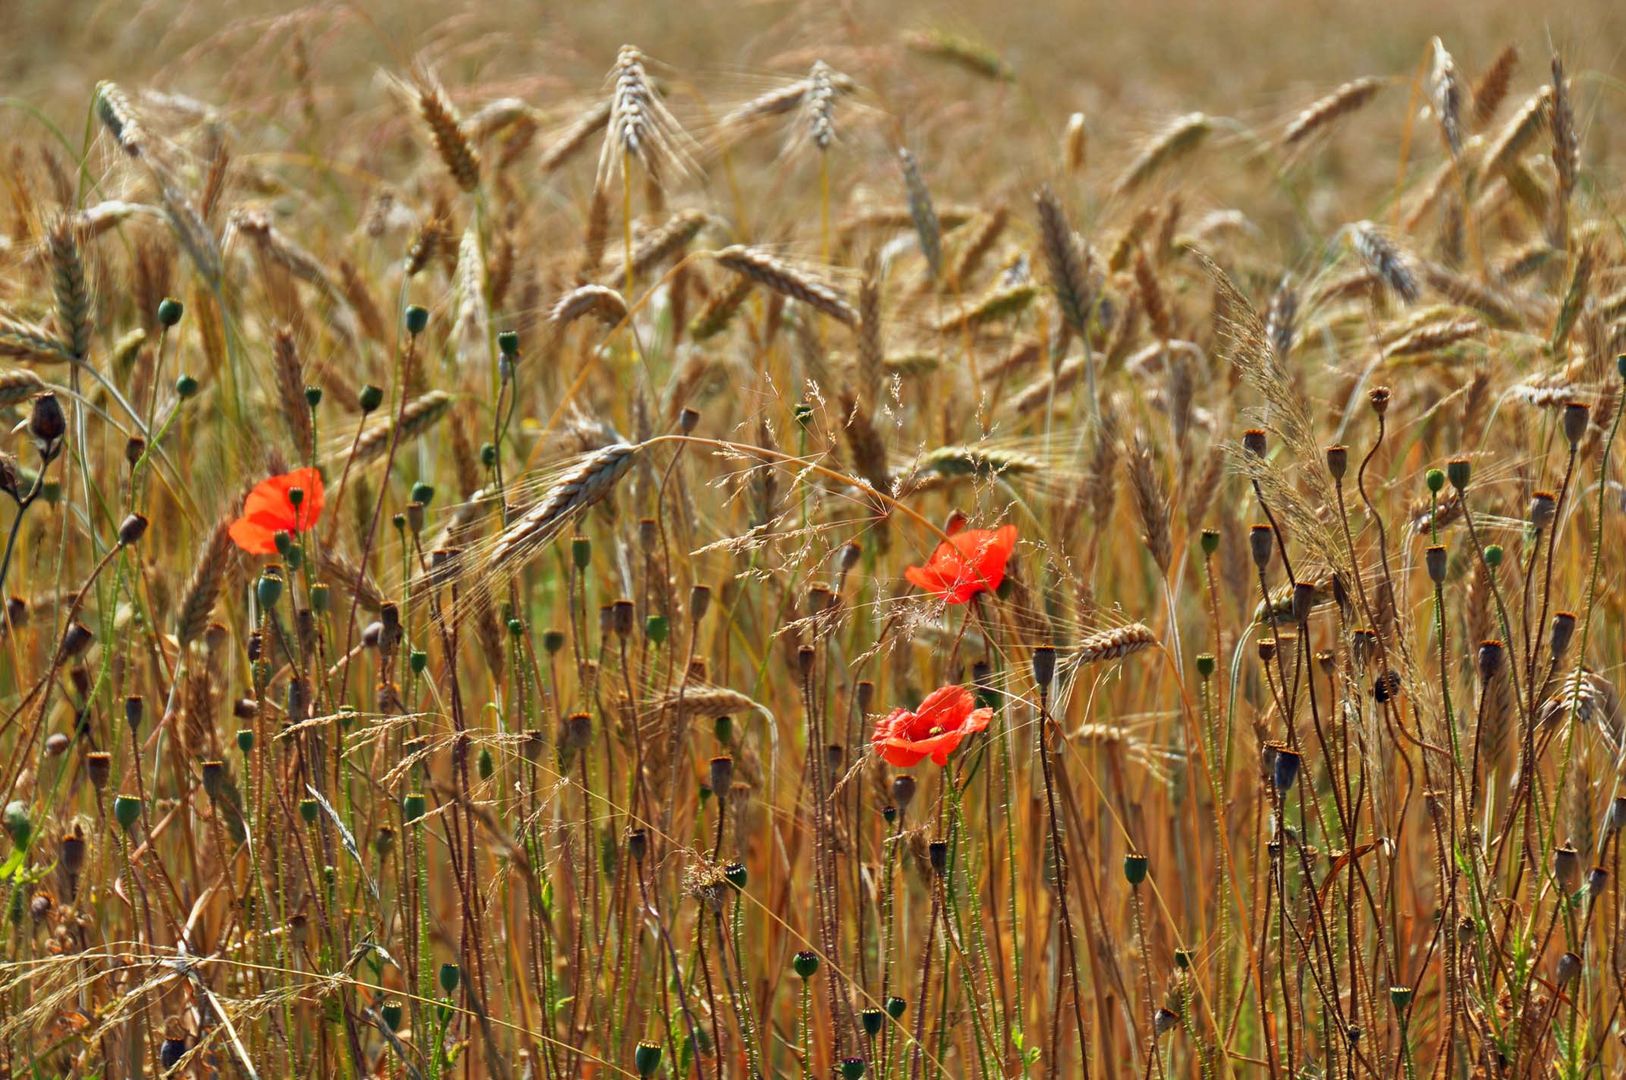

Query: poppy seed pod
[113,794,142,831]
[690,585,712,624]
[1256,638,1278,665]
[797,645,816,678]
[1554,843,1583,895]
[405,305,429,336]
[1368,386,1391,416]
[885,995,907,1019]
[1200,528,1220,556]
[60,828,86,876]
[1242,428,1268,457]
[159,1036,187,1069]
[611,600,635,638]
[708,755,734,797]
[861,1007,885,1037]
[1611,796,1626,833]
[1550,612,1577,659]
[1447,456,1471,491]
[381,1000,404,1031]
[891,774,917,816]
[1325,444,1348,480]
[1529,491,1556,531]
[1249,524,1274,569]
[439,962,460,995]
[627,828,648,863]
[571,535,592,570]
[724,862,747,890]
[1272,746,1302,791]
[560,713,592,755]
[1388,985,1413,1011]
[825,743,844,775]
[841,1058,867,1079]
[792,950,820,979]
[1123,851,1149,886]
[1291,581,1318,623]
[1590,865,1609,897]
[928,839,948,875]
[1555,951,1582,988]
[678,407,700,434]
[635,1042,663,1078]
[1425,545,1447,584]
[1563,401,1590,448]
[856,680,875,712]
[1476,640,1505,682]
[1425,468,1445,494]
[124,695,144,731]
[839,541,862,573]
[1031,645,1057,689]
[86,751,112,790]
[1195,653,1216,678]
[1483,544,1504,568]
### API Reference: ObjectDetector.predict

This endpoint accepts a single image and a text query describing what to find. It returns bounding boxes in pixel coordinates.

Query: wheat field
[3,1,1626,1076]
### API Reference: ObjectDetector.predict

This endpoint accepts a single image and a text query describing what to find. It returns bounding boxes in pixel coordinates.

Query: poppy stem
[1036,682,1091,1078]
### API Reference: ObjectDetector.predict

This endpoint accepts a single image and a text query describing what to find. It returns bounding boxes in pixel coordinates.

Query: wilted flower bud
[59,621,93,661]
[1368,386,1391,416]
[1242,429,1267,457]
[117,513,148,546]
[1476,640,1504,683]
[1154,1007,1180,1036]
[28,393,66,455]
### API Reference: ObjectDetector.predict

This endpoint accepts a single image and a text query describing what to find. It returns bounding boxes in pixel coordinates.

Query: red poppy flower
[228,467,325,554]
[871,685,993,768]
[904,524,1017,604]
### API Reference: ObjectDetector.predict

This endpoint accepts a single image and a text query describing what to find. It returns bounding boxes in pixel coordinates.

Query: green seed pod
[861,1008,885,1037]
[237,727,255,753]
[477,746,494,780]
[157,297,184,326]
[113,794,143,832]
[256,570,283,609]
[405,305,429,336]
[1425,468,1445,493]
[1195,653,1215,679]
[644,614,668,646]
[885,995,907,1019]
[792,950,820,979]
[359,384,384,412]
[724,862,747,890]
[411,481,434,506]
[304,385,323,409]
[1447,457,1471,491]
[403,792,427,823]
[572,536,592,570]
[634,1042,662,1078]
[1123,851,1149,886]
[841,1058,867,1079]
[381,999,403,1031]
[1200,528,1220,556]
[299,798,319,824]
[497,330,520,356]
[438,962,460,995]
[175,374,199,398]
[1389,985,1414,1011]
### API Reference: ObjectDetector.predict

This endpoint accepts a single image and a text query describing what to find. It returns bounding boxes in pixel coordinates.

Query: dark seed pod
[1563,401,1590,448]
[1325,444,1348,480]
[1249,524,1274,569]
[1550,612,1577,658]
